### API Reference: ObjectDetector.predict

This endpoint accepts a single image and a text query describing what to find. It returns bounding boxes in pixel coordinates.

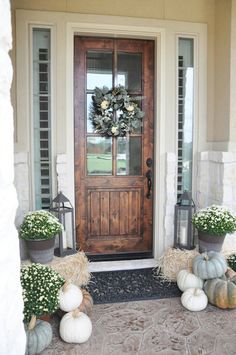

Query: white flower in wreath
[111,125,119,134]
[125,104,135,112]
[101,100,109,110]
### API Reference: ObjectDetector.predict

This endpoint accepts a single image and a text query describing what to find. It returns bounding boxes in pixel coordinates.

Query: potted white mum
[21,263,64,321]
[19,210,63,263]
[192,205,236,252]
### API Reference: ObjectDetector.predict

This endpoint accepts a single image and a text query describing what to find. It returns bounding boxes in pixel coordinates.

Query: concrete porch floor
[42,297,236,355]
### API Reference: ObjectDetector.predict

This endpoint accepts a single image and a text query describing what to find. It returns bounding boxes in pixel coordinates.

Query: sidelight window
[32,28,52,209]
[177,38,194,198]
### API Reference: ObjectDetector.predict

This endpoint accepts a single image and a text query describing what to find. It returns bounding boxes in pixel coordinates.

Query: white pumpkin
[59,280,83,312]
[177,269,203,292]
[181,287,208,312]
[59,309,92,343]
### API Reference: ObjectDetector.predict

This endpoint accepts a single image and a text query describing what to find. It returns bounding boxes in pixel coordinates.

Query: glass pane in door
[87,137,112,175]
[117,53,142,91]
[116,136,142,175]
[87,51,113,90]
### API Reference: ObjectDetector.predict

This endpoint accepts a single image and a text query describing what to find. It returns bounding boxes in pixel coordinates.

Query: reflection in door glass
[87,51,113,90]
[117,53,142,91]
[86,93,93,132]
[117,137,142,175]
[87,137,112,175]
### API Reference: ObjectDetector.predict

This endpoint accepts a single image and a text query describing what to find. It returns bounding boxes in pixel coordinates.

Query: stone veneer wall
[14,154,71,253]
[0,0,26,353]
[197,151,236,253]
[14,152,30,227]
[14,152,30,260]
[164,153,177,248]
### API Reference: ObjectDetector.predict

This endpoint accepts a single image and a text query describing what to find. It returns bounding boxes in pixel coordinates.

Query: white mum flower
[111,126,118,134]
[126,104,135,112]
[101,100,109,110]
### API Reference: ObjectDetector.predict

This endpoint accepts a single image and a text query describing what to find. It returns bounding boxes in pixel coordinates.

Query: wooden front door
[74,37,154,259]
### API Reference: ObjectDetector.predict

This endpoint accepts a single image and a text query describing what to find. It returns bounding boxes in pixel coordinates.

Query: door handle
[146,169,152,199]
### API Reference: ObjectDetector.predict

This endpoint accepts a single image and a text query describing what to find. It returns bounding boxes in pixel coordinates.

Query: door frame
[66,22,163,259]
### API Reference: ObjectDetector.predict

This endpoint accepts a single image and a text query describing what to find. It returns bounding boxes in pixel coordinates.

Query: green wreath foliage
[90,86,144,137]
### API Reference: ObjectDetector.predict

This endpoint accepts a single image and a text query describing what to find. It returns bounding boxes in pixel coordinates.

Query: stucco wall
[11,0,214,21]
[213,0,231,143]
[229,0,236,143]
[0,0,26,353]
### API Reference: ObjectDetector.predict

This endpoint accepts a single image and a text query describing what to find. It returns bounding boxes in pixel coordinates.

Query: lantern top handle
[52,191,70,204]
[50,191,73,210]
[178,190,195,206]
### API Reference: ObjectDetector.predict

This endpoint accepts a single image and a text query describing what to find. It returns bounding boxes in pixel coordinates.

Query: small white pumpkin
[59,280,83,312]
[177,269,203,292]
[181,287,208,312]
[59,309,92,343]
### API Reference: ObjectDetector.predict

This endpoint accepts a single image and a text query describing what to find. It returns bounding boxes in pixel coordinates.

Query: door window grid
[86,48,143,177]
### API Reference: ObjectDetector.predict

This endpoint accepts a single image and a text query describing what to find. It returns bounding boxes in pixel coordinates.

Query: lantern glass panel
[177,208,189,246]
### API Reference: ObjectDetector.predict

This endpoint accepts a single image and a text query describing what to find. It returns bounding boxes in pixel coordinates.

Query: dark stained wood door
[74,37,154,259]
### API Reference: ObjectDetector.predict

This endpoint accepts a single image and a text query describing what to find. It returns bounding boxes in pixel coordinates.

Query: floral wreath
[90,86,144,137]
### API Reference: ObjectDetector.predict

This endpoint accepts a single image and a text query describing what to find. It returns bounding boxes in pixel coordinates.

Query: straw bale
[155,247,200,281]
[50,251,90,286]
[21,251,91,287]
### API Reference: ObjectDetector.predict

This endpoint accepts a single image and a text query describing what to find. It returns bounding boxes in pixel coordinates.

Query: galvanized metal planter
[25,237,55,264]
[198,231,226,253]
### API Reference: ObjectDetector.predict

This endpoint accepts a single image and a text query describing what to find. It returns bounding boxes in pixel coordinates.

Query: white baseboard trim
[88,258,157,272]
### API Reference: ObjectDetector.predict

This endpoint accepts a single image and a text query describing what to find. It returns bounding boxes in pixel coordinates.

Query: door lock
[146,158,153,168]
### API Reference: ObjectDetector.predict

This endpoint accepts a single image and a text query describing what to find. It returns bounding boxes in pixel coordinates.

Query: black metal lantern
[49,192,77,257]
[174,190,195,249]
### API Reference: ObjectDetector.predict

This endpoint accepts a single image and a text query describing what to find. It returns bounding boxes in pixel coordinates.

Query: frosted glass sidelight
[33,28,52,210]
[177,38,194,199]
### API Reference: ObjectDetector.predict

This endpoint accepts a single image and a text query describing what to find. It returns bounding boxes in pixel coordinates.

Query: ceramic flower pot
[198,231,226,253]
[25,236,55,264]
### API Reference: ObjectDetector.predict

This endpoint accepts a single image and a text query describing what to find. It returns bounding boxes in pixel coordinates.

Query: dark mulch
[86,268,181,304]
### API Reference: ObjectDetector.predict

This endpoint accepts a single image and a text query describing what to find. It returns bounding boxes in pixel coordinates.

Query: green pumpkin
[192,251,227,280]
[204,269,236,309]
[25,315,53,355]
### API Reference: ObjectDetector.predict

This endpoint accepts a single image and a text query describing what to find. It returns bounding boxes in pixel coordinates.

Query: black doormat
[86,268,181,304]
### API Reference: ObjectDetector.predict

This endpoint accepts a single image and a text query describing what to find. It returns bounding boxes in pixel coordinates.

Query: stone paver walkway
[42,297,236,355]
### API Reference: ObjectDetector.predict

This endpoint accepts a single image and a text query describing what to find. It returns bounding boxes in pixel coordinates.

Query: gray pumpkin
[204,269,236,309]
[25,315,53,355]
[192,251,227,280]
